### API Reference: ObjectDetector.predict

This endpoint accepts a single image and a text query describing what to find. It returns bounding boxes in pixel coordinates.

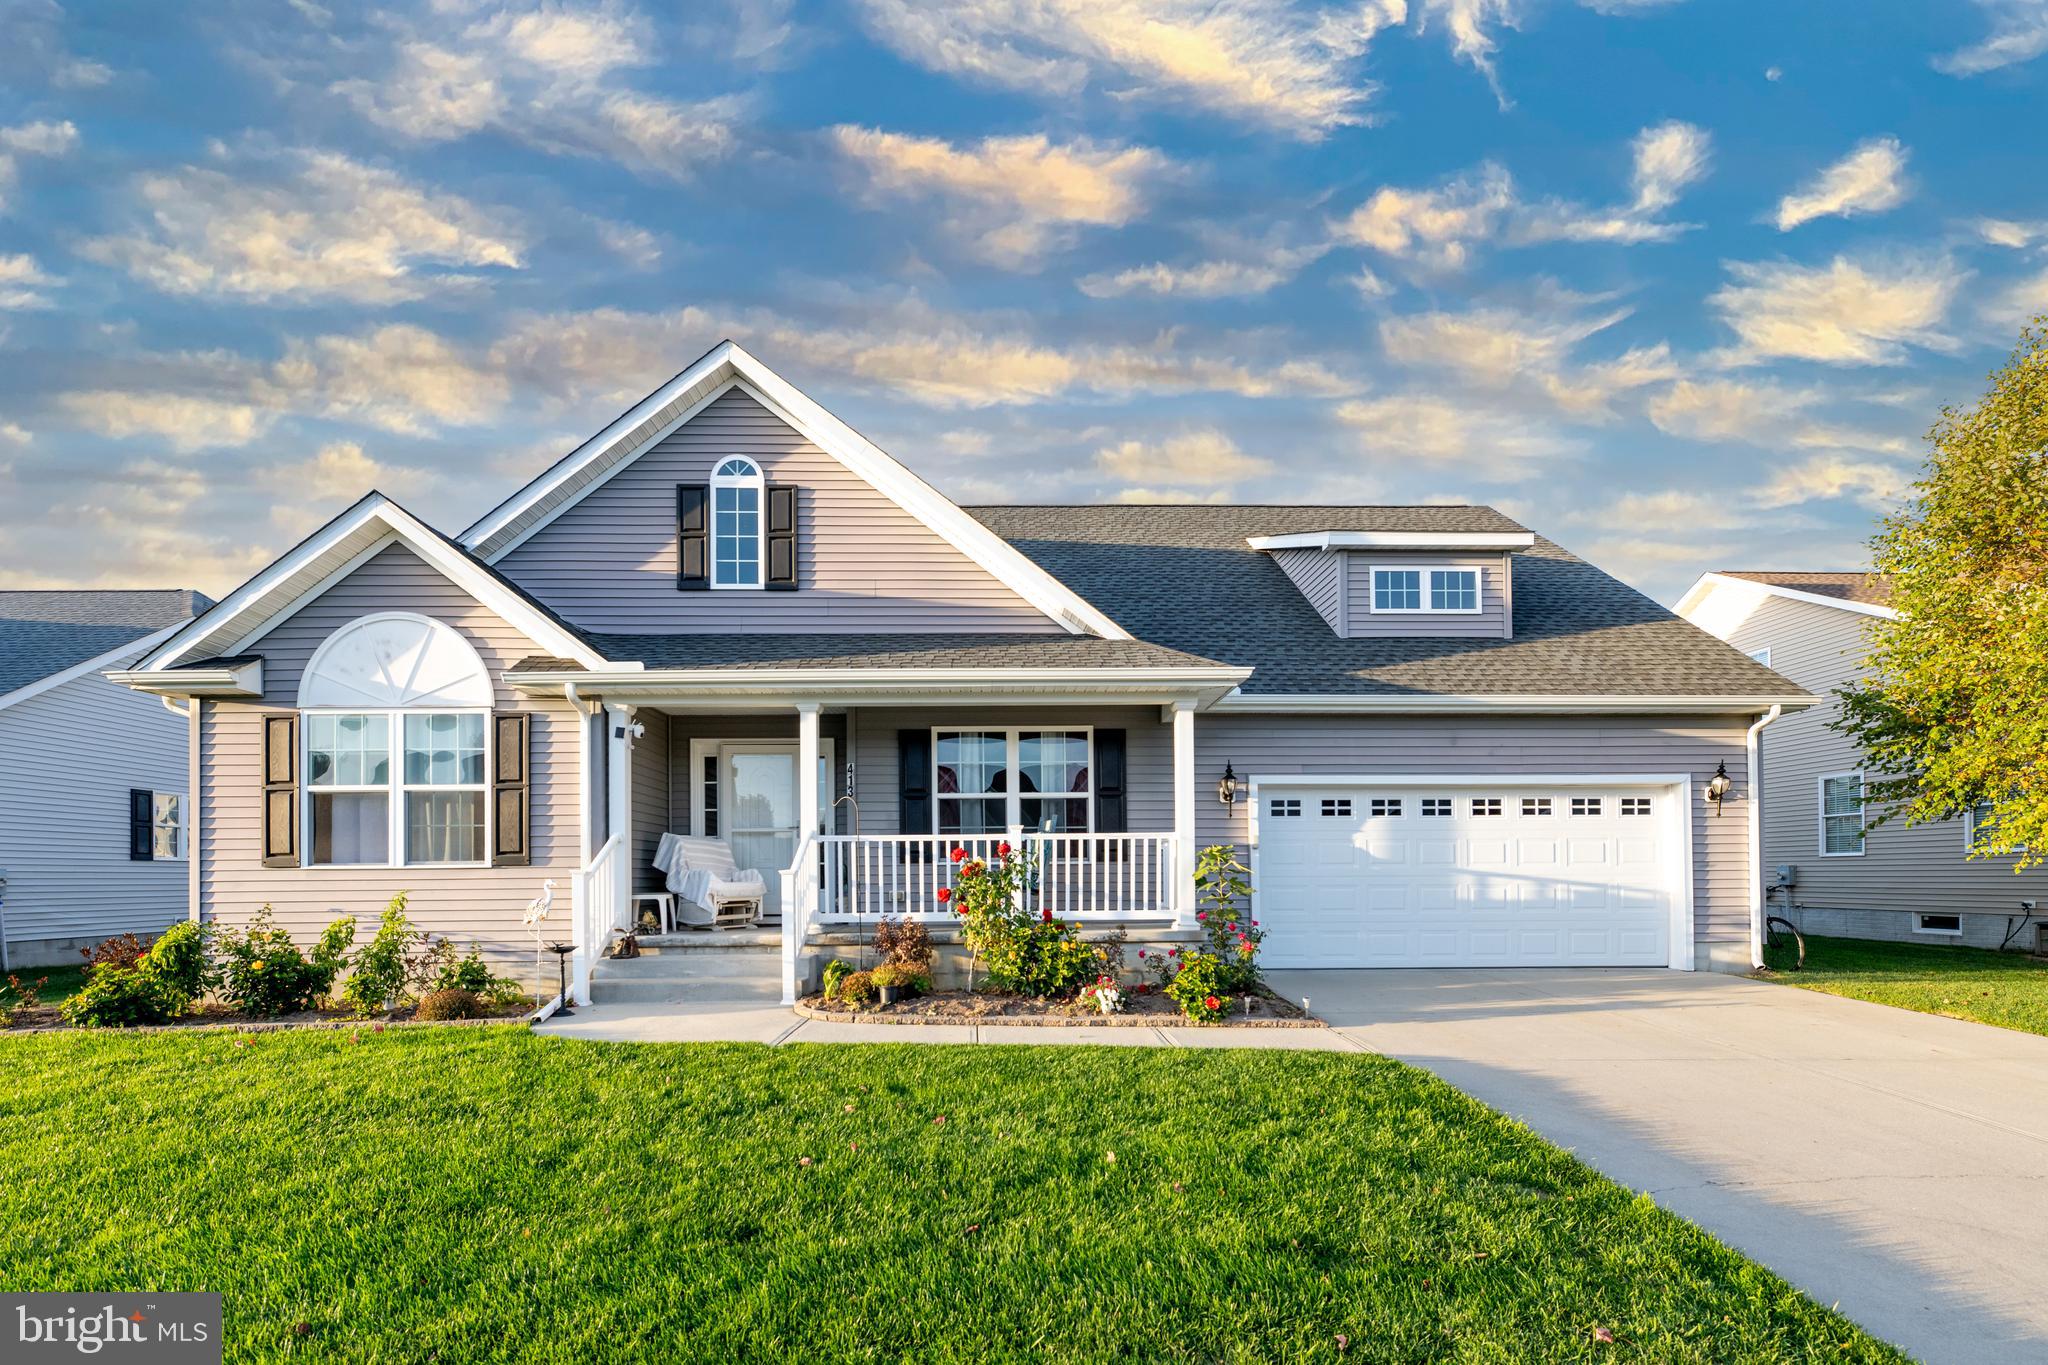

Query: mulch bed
[1,999,538,1036]
[796,986,1323,1028]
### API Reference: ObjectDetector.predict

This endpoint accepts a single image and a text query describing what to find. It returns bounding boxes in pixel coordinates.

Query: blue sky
[4,0,2047,604]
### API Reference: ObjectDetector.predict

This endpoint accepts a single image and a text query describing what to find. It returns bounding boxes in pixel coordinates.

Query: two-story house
[112,343,1810,1005]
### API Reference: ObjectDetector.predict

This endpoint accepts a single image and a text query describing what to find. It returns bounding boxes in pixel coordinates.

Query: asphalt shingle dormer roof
[966,504,1799,701]
[0,589,213,695]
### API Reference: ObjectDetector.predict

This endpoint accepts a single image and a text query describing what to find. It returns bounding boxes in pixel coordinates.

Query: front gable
[496,387,1065,635]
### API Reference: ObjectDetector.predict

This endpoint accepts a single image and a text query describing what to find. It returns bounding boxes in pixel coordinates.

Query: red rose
[997,841,1012,859]
[1041,908,1052,923]
[950,846,967,863]
[936,887,952,904]
[1204,995,1219,1011]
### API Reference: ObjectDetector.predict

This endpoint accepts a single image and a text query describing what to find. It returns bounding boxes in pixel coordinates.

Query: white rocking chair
[653,833,767,930]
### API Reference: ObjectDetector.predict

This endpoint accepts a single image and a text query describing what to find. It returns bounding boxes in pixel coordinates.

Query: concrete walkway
[1272,967,2048,1365]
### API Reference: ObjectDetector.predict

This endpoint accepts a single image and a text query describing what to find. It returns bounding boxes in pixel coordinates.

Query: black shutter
[129,788,154,861]
[261,713,299,868]
[676,484,709,590]
[492,712,531,867]
[765,485,798,591]
[1094,730,1127,860]
[898,729,932,861]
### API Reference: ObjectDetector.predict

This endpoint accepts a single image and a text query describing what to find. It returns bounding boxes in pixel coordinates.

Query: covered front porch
[505,659,1245,1005]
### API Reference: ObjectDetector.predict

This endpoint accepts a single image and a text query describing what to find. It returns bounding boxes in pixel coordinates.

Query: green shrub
[820,959,852,1000]
[870,964,924,995]
[1194,845,1263,994]
[142,921,214,1001]
[218,908,355,1017]
[837,970,876,1007]
[60,968,183,1029]
[343,894,424,1016]
[1162,950,1233,1024]
[948,844,1098,998]
[415,988,483,1022]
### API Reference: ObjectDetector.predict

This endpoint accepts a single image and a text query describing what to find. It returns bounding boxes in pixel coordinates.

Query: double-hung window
[1372,565,1482,613]
[1429,568,1480,612]
[1819,773,1865,857]
[1372,568,1422,612]
[308,712,488,866]
[933,729,1092,835]
[711,457,763,589]
[151,793,183,860]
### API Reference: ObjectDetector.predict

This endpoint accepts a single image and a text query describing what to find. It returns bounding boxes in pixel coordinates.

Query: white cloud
[1754,454,1913,510]
[1330,163,1516,270]
[0,253,57,309]
[1935,0,2048,75]
[1513,120,1710,244]
[832,127,1168,268]
[1646,378,1814,444]
[1077,240,1327,299]
[1379,301,1677,419]
[57,391,273,453]
[1334,392,1579,477]
[0,421,30,446]
[271,326,510,434]
[262,440,431,500]
[1976,218,2041,248]
[1412,0,1678,104]
[1096,429,1273,486]
[1709,255,1962,366]
[0,118,79,211]
[1774,137,1910,231]
[852,0,1407,140]
[82,150,523,304]
[1108,487,1235,504]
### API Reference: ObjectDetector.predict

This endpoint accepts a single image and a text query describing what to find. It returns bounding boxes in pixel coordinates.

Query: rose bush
[944,843,1098,998]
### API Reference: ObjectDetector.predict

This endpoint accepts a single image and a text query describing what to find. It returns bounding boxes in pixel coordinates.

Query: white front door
[720,742,831,921]
[1255,783,1679,968]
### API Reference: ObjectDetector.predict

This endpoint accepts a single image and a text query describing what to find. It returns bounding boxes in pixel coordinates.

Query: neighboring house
[113,342,1810,1005]
[0,590,210,969]
[1678,571,2046,950]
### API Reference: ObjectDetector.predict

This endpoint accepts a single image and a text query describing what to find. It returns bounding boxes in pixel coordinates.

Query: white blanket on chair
[654,833,766,915]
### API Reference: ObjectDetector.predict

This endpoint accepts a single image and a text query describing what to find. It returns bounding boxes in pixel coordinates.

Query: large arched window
[711,456,763,588]
[298,613,492,868]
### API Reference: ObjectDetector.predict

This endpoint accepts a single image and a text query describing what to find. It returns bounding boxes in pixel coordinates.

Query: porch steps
[589,940,784,1005]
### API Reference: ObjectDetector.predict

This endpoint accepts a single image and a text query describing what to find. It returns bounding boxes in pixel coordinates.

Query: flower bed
[2,997,537,1035]
[796,985,1321,1028]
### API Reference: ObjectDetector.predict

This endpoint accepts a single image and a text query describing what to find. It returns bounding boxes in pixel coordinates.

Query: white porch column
[1172,700,1197,928]
[606,702,633,907]
[797,703,822,839]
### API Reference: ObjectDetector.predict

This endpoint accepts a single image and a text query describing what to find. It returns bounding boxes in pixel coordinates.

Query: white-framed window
[151,793,184,860]
[1371,567,1422,612]
[1965,800,2026,855]
[1521,796,1552,817]
[1818,772,1865,857]
[1269,798,1302,818]
[1421,797,1452,816]
[1471,797,1503,817]
[1621,796,1653,816]
[933,728,1092,835]
[1572,796,1603,817]
[1913,912,1963,937]
[711,456,764,589]
[1322,797,1354,818]
[1429,568,1481,613]
[297,613,495,869]
[1367,797,1399,817]
[1747,647,1772,667]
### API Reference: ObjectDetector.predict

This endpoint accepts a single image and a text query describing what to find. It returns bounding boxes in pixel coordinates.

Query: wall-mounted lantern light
[1706,760,1732,814]
[1217,761,1240,809]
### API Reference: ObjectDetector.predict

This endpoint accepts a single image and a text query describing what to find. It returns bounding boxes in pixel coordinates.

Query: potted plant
[870,964,915,1006]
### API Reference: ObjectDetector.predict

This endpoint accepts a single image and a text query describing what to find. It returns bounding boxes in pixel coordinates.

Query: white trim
[504,665,1248,711]
[232,533,402,656]
[1171,700,1195,928]
[1746,647,1772,667]
[1212,691,1814,715]
[1676,572,1899,623]
[458,342,1131,640]
[0,622,184,713]
[1367,564,1425,614]
[930,725,1094,836]
[296,611,493,710]
[1912,912,1965,937]
[127,495,611,678]
[300,707,493,870]
[1243,771,1697,971]
[1366,564,1484,616]
[687,735,838,848]
[1248,531,1535,552]
[1817,770,1866,858]
[149,790,187,862]
[1746,705,1783,969]
[107,658,264,699]
[710,455,765,591]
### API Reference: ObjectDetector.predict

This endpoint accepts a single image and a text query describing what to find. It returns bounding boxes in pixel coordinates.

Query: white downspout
[1746,704,1783,969]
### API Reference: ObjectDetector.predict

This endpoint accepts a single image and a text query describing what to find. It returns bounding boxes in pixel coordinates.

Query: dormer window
[1373,568,1423,612]
[711,457,763,589]
[1370,565,1481,614]
[1430,568,1479,612]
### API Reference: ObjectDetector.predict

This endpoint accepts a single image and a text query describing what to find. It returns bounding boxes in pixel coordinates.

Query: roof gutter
[1211,691,1817,716]
[107,657,265,700]
[506,664,1253,708]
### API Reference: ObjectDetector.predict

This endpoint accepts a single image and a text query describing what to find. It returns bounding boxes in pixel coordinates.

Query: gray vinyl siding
[0,664,190,965]
[497,387,1061,635]
[200,543,579,973]
[629,708,670,893]
[1719,593,2046,937]
[1343,553,1510,639]
[1195,712,1756,970]
[1271,549,1344,634]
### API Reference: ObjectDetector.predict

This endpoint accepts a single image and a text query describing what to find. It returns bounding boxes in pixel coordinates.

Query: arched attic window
[296,613,493,868]
[711,456,764,588]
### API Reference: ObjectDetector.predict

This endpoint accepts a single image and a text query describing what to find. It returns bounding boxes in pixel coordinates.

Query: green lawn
[1,1029,1900,1364]
[1761,933,2048,1037]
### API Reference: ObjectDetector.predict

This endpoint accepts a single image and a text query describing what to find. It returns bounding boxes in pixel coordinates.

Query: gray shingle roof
[513,633,1230,673]
[1719,570,1890,606]
[0,590,212,695]
[965,505,1803,700]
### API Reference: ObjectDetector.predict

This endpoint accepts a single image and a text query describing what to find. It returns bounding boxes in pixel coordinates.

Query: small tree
[1835,321,2048,868]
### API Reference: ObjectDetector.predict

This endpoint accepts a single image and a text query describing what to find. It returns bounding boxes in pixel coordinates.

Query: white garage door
[1255,784,1677,968]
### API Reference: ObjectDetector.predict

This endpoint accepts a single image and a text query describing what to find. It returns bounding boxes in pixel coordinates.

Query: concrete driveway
[1267,967,2048,1365]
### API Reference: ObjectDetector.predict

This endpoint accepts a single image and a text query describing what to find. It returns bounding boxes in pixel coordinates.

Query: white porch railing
[572,832,626,1005]
[816,833,1179,923]
[780,832,820,1006]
